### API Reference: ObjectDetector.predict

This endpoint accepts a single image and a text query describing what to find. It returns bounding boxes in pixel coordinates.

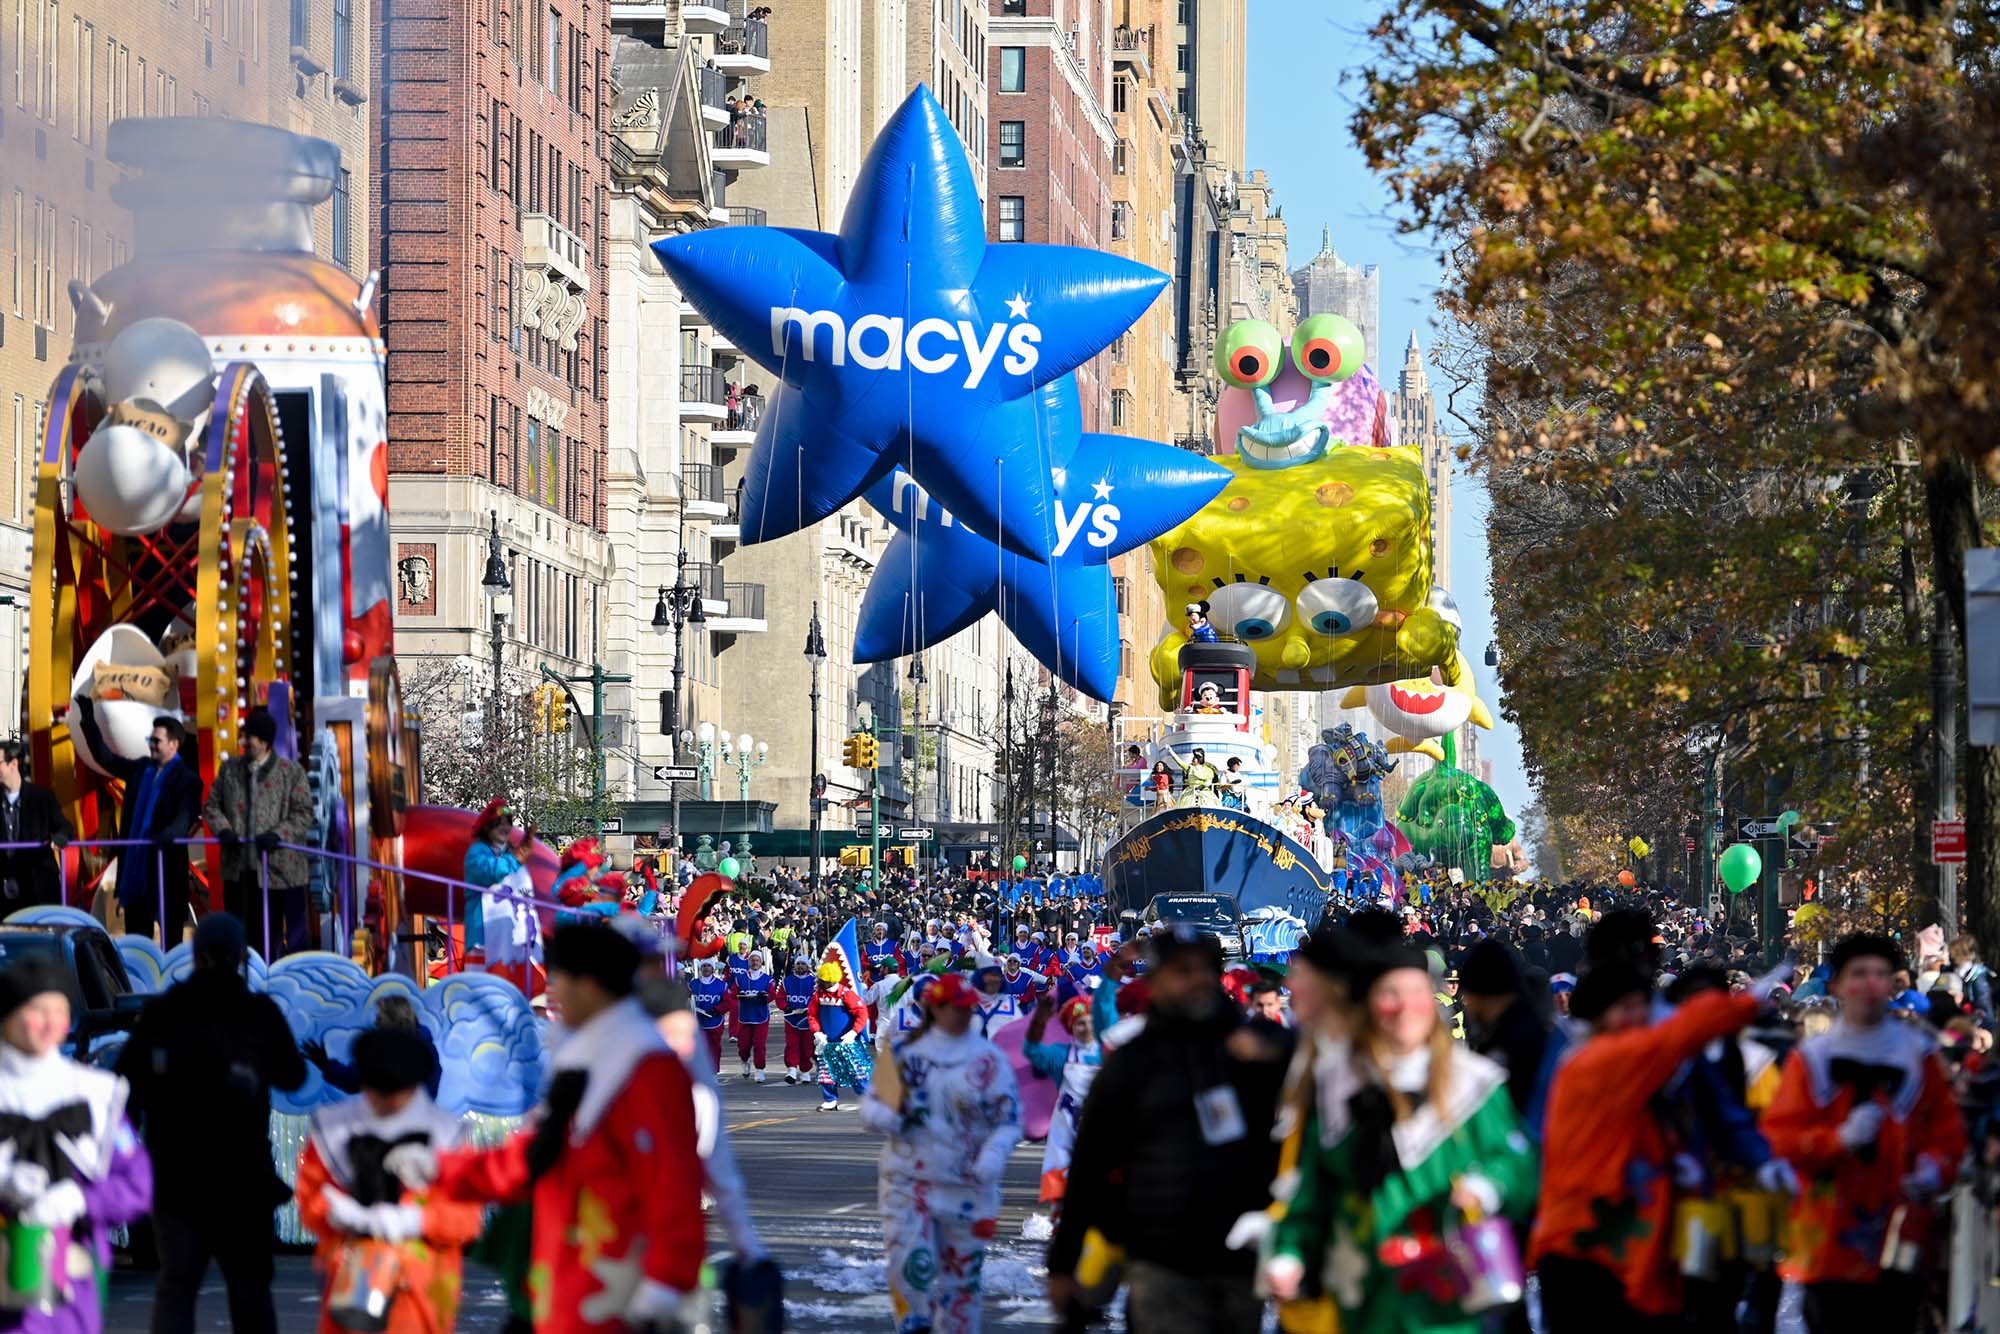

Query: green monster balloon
[1394,736,1516,882]
[1012,854,1028,872]
[1718,843,1762,894]
[718,856,741,880]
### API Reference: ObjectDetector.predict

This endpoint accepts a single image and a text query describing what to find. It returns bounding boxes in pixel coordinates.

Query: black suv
[1139,892,1247,962]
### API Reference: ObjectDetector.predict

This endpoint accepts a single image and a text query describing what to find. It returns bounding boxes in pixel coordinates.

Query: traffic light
[547,686,570,734]
[855,734,879,769]
[841,735,860,768]
[527,684,555,733]
[839,845,872,868]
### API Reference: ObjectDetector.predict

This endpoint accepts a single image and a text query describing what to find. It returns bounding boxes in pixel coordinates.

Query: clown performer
[1022,992,1102,1212]
[296,1029,483,1334]
[462,798,534,976]
[0,958,152,1334]
[808,960,872,1112]
[860,973,1023,1334]
[779,955,819,1085]
[551,837,607,925]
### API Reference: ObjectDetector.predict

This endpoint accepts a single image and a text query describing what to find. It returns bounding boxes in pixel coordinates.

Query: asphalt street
[102,1030,1071,1332]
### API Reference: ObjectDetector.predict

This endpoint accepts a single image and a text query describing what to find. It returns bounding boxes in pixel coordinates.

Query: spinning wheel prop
[28,362,298,878]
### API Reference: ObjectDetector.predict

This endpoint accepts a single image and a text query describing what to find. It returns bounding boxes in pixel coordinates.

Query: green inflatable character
[1395,736,1516,883]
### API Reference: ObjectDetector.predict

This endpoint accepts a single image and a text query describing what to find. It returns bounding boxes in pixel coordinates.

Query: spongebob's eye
[1207,581,1291,641]
[1291,314,1366,385]
[1297,577,1379,637]
[1215,320,1283,389]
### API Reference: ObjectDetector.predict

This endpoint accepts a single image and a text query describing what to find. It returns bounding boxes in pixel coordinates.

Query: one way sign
[1736,818,1784,839]
[652,764,700,783]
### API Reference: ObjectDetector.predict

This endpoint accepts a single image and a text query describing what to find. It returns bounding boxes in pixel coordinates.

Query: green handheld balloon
[1012,855,1028,871]
[1776,810,1800,829]
[1718,843,1762,894]
[718,856,741,879]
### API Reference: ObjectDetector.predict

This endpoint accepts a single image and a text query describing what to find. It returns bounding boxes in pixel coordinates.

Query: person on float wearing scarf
[296,1028,482,1334]
[391,924,703,1333]
[0,958,151,1334]
[1762,933,1968,1334]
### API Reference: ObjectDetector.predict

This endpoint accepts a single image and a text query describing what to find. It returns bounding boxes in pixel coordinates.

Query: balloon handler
[296,1028,484,1334]
[808,963,872,1111]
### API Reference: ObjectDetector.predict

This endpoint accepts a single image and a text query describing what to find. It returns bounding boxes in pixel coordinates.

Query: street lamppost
[651,543,707,869]
[688,721,725,800]
[481,512,512,745]
[721,731,769,801]
[908,654,926,875]
[805,605,828,887]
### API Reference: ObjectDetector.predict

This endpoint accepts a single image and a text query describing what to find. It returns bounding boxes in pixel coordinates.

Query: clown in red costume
[395,924,705,1332]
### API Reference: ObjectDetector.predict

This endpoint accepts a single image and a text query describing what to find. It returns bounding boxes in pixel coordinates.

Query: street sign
[600,817,624,835]
[1736,817,1785,839]
[652,765,700,783]
[1932,819,1968,865]
[898,828,932,840]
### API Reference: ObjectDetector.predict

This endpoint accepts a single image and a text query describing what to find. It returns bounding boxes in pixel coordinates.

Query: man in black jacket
[116,912,306,1334]
[1047,927,1288,1333]
[1459,938,1553,1116]
[0,739,71,907]
[73,700,204,942]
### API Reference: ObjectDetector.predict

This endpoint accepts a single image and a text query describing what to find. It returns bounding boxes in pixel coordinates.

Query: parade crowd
[0,841,1994,1334]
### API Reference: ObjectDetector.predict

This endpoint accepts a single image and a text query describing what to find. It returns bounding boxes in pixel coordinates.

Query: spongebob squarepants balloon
[1146,314,1458,710]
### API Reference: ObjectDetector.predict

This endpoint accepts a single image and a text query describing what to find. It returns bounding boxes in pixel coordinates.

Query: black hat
[1585,908,1660,974]
[1146,924,1222,972]
[244,707,278,746]
[1293,925,1360,979]
[546,924,641,997]
[1459,939,1521,998]
[1829,932,1904,978]
[1347,938,1432,997]
[0,956,75,1018]
[352,1027,435,1094]
[192,911,248,968]
[1345,908,1406,949]
[1570,960,1651,1023]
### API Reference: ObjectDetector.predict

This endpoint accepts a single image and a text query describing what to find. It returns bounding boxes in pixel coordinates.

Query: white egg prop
[68,624,182,777]
[101,318,216,426]
[72,423,193,535]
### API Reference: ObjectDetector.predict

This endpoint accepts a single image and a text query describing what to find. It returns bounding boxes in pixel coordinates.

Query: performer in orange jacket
[1528,959,1773,1331]
[296,1028,485,1334]
[390,924,706,1333]
[1762,932,1967,1334]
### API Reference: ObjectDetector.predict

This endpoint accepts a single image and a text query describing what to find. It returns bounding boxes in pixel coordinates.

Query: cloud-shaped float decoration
[853,375,1230,700]
[653,84,1165,562]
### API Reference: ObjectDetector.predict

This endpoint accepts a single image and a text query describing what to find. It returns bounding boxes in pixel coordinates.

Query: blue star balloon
[853,376,1230,701]
[652,84,1166,562]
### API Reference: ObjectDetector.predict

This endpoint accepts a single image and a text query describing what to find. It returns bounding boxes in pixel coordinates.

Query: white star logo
[1091,480,1113,501]
[1006,293,1031,319]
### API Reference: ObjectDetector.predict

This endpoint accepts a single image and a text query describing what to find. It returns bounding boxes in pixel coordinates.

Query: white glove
[839,1031,859,1045]
[1837,1102,1886,1150]
[19,1181,84,1229]
[625,1278,689,1328]
[322,1186,373,1235]
[1670,1153,1706,1191]
[365,1202,426,1243]
[813,1032,828,1054]
[3,1161,49,1204]
[1901,1156,1944,1199]
[1263,1253,1305,1301]
[1225,1210,1272,1251]
[1756,1159,1800,1194]
[384,1143,439,1190]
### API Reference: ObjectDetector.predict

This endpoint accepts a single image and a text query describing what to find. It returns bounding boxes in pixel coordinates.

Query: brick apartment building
[987,0,1114,430]
[374,0,613,681]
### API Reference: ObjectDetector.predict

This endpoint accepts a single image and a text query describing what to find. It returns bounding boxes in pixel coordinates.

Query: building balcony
[683,560,728,614]
[712,112,769,169]
[683,1,729,34]
[520,213,590,352]
[711,395,761,448]
[523,212,589,293]
[1111,23,1152,75]
[1175,432,1215,456]
[713,17,770,75]
[695,64,728,128]
[709,581,767,635]
[677,366,727,421]
[682,461,729,519]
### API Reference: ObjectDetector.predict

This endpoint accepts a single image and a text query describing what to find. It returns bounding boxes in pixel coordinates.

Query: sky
[1244,3,1536,830]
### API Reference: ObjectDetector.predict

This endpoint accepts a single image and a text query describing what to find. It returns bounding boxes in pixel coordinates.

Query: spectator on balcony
[737,382,763,431]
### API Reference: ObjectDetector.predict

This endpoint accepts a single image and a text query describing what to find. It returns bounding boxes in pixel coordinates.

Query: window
[1112,138,1128,175]
[489,393,504,480]
[997,195,1024,242]
[1176,43,1188,72]
[527,0,540,81]
[1176,0,1189,22]
[544,7,559,95]
[508,260,521,351]
[998,120,1024,168]
[524,418,539,499]
[1110,389,1130,428]
[1111,201,1129,240]
[12,0,23,108]
[1111,76,1126,114]
[997,46,1024,92]
[489,96,505,192]
[289,0,304,48]
[8,190,20,316]
[331,167,351,267]
[1113,575,1129,615]
[1109,333,1127,364]
[331,0,349,79]
[10,397,23,523]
